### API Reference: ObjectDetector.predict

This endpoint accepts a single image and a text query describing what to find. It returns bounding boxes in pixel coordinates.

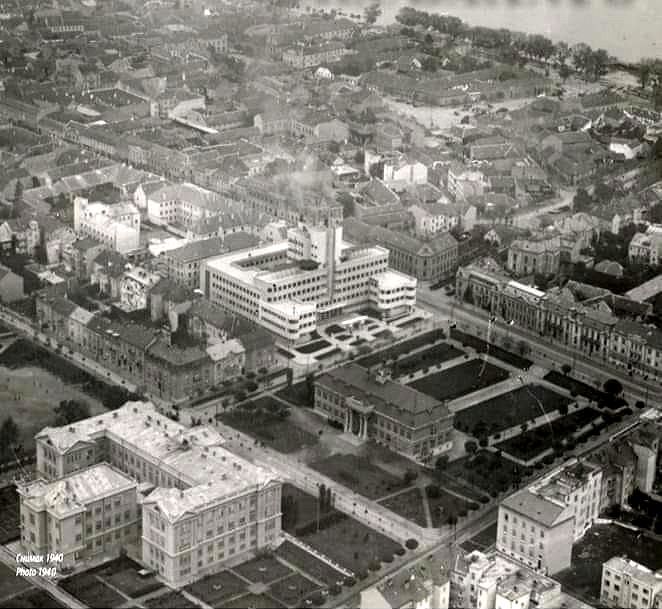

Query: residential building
[447,164,488,202]
[282,42,349,69]
[73,197,140,254]
[201,222,416,342]
[119,266,162,312]
[161,238,226,290]
[469,136,515,161]
[629,226,662,266]
[17,464,138,569]
[62,238,106,281]
[409,202,475,237]
[353,179,404,222]
[314,365,453,463]
[343,218,458,283]
[507,237,562,277]
[360,560,450,609]
[450,550,562,609]
[382,154,428,187]
[0,263,25,303]
[496,459,602,575]
[601,556,662,609]
[0,218,40,257]
[34,402,282,586]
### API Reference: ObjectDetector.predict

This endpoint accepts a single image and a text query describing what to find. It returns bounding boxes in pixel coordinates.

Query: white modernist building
[73,197,141,254]
[200,222,417,342]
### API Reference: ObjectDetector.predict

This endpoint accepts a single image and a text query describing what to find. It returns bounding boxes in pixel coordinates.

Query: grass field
[380,488,428,528]
[309,454,404,500]
[233,556,292,584]
[60,573,125,608]
[446,450,525,496]
[268,573,320,607]
[409,359,509,401]
[275,540,346,587]
[184,571,247,606]
[455,384,573,436]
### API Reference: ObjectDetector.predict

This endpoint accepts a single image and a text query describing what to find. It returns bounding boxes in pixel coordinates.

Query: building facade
[314,365,453,463]
[33,402,282,586]
[601,556,662,609]
[73,197,140,254]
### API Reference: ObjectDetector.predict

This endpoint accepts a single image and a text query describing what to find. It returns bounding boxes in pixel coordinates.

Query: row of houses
[457,258,662,380]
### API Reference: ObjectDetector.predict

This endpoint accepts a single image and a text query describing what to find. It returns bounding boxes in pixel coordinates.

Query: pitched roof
[501,489,571,528]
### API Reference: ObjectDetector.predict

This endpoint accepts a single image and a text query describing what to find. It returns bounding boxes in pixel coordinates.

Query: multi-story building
[446,164,488,202]
[73,197,140,254]
[201,223,416,342]
[119,266,161,312]
[601,556,662,609]
[450,549,561,609]
[507,237,562,277]
[17,464,138,569]
[360,559,450,609]
[161,238,227,290]
[344,218,458,283]
[410,202,476,237]
[34,402,282,586]
[629,226,662,266]
[496,459,602,575]
[456,258,662,381]
[314,365,453,463]
[282,41,349,69]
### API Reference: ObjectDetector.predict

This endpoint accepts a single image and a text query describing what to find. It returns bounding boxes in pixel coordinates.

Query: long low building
[200,222,417,342]
[27,402,282,586]
[314,364,453,463]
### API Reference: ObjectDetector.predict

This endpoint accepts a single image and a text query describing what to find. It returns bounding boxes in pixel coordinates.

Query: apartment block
[73,196,140,254]
[34,402,282,586]
[601,556,662,609]
[497,460,602,575]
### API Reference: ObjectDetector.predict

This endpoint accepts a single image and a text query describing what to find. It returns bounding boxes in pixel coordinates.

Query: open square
[409,359,510,402]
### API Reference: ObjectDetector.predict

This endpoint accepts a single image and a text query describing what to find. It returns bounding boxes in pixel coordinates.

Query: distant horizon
[305,0,662,63]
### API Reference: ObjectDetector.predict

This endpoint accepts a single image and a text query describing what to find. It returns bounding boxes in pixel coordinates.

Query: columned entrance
[343,408,368,440]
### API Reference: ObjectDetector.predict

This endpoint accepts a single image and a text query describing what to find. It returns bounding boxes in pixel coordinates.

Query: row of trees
[395,6,611,80]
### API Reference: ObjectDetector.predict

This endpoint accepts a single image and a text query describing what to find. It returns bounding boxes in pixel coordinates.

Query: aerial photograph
[0,0,662,607]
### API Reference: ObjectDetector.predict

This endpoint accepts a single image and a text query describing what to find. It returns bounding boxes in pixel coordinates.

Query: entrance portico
[344,396,373,441]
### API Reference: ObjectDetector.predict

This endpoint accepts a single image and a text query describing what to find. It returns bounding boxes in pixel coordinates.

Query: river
[305,0,661,64]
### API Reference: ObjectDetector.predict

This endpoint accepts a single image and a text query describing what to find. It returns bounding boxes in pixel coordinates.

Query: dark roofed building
[314,364,453,463]
[161,237,226,290]
[343,217,458,282]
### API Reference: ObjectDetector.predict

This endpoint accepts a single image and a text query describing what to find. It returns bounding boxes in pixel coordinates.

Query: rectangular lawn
[60,573,125,608]
[233,556,292,584]
[455,384,572,436]
[356,328,446,368]
[394,342,463,376]
[379,488,428,528]
[309,454,404,500]
[275,541,346,587]
[94,556,163,598]
[495,407,601,461]
[145,591,200,609]
[268,573,320,607]
[298,516,402,575]
[0,588,65,609]
[184,571,247,606]
[446,450,524,496]
[409,359,509,401]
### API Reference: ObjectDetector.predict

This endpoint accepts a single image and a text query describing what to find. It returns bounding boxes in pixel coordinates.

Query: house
[507,236,563,277]
[282,42,349,69]
[0,263,24,303]
[382,154,428,187]
[600,557,662,609]
[354,179,403,221]
[629,226,662,266]
[161,237,226,290]
[410,202,475,236]
[609,137,648,160]
[90,250,126,299]
[119,265,161,312]
[73,197,140,254]
[148,279,194,328]
[446,164,487,202]
[468,136,515,161]
[62,238,106,280]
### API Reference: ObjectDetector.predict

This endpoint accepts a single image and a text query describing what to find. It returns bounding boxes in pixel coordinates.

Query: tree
[635,400,646,409]
[54,400,91,426]
[0,416,19,462]
[363,2,381,25]
[559,63,572,82]
[403,469,418,485]
[594,182,615,203]
[603,378,623,397]
[573,187,593,212]
[561,363,572,375]
[653,137,662,160]
[558,403,569,416]
[435,455,449,471]
[640,62,652,89]
[464,440,478,455]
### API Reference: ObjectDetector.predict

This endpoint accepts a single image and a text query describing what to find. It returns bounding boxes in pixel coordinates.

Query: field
[0,588,65,609]
[276,380,312,407]
[0,563,31,601]
[60,573,125,608]
[268,573,320,607]
[296,339,332,354]
[495,407,601,461]
[92,556,164,598]
[427,487,476,527]
[446,450,525,496]
[0,484,20,544]
[275,541,346,587]
[393,342,463,376]
[455,384,573,437]
[233,556,292,584]
[557,525,662,605]
[356,329,446,368]
[184,571,247,606]
[300,516,402,576]
[219,397,318,454]
[309,454,404,500]
[544,371,627,408]
[461,523,497,553]
[450,328,533,369]
[0,339,140,410]
[379,488,428,528]
[409,359,509,401]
